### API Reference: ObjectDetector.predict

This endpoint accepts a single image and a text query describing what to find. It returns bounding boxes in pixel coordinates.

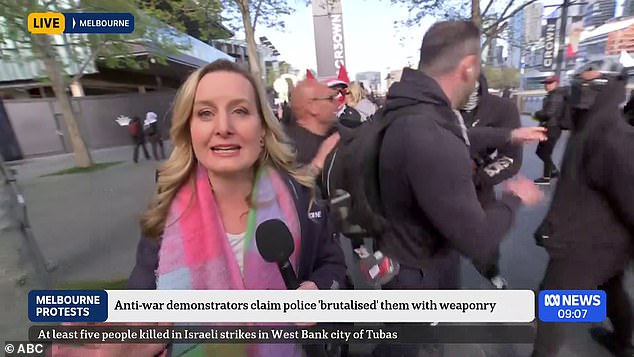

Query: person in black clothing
[534,75,566,185]
[502,85,512,99]
[327,81,364,128]
[145,112,166,160]
[460,74,523,289]
[285,79,340,178]
[373,20,545,357]
[622,89,634,126]
[130,116,150,163]
[532,66,634,357]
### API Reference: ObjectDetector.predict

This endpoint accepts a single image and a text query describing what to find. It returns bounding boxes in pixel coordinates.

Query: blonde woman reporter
[52,60,346,357]
[345,82,377,122]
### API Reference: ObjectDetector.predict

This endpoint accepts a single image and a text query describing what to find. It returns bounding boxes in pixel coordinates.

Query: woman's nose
[214,112,234,136]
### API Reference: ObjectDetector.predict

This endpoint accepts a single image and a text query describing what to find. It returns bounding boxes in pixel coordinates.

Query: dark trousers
[533,259,633,356]
[536,127,561,177]
[133,138,150,163]
[372,255,460,357]
[472,189,501,279]
[150,138,165,160]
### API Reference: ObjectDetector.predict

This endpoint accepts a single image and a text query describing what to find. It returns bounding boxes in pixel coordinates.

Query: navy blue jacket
[127,173,347,291]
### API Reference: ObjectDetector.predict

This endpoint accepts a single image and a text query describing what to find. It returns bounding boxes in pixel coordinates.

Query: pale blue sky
[243,0,625,79]
[252,0,435,78]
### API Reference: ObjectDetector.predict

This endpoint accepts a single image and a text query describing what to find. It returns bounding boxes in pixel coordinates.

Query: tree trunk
[31,34,93,168]
[471,0,481,27]
[482,34,494,59]
[236,0,263,82]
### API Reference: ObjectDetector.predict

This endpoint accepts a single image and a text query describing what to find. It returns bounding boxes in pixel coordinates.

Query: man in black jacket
[532,67,634,357]
[460,74,523,288]
[373,20,545,357]
[534,75,566,185]
[285,79,340,175]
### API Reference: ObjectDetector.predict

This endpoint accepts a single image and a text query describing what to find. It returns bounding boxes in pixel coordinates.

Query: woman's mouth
[210,145,241,155]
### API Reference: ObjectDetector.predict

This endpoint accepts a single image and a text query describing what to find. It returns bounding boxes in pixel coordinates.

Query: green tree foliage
[483,65,520,89]
[0,0,226,167]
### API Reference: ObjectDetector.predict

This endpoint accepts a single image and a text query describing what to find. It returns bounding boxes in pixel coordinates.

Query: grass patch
[41,161,124,177]
[57,278,128,290]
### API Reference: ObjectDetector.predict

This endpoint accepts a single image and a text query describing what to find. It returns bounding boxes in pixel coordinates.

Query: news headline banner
[29,324,536,344]
[28,290,534,323]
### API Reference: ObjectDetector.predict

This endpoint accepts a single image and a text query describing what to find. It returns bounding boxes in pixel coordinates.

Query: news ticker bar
[28,324,537,344]
[28,290,610,324]
[28,13,134,35]
[29,290,535,323]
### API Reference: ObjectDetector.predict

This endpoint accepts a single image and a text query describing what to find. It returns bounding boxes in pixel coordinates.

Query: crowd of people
[55,19,634,357]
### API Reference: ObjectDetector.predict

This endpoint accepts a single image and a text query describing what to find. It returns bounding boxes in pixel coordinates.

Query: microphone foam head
[255,219,295,263]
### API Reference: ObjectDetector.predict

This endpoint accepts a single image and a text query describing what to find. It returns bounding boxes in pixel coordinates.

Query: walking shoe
[489,275,508,289]
[590,326,634,357]
[551,169,560,178]
[534,177,551,185]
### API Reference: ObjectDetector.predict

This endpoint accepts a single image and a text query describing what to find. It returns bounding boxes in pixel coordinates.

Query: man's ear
[460,55,479,81]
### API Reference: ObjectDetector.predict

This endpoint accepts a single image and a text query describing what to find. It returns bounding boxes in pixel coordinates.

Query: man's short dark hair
[419,21,481,76]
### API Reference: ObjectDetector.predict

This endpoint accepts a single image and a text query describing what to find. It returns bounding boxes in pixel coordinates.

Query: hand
[297,280,318,290]
[510,127,548,144]
[504,176,544,206]
[312,132,341,169]
[295,281,318,326]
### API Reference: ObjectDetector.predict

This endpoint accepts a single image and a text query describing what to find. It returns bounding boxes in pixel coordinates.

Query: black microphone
[255,219,300,290]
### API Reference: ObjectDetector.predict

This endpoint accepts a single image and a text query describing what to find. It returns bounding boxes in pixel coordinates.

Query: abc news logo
[543,294,602,307]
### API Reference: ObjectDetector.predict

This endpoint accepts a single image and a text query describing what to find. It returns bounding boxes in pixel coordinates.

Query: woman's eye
[198,110,213,119]
[234,107,249,116]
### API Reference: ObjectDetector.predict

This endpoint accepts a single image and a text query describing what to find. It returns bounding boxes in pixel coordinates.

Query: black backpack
[321,104,425,240]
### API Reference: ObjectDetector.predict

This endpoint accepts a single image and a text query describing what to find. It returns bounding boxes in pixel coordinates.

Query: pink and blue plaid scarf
[156,163,305,357]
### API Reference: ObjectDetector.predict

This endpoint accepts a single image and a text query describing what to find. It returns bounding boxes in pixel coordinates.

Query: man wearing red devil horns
[307,66,364,128]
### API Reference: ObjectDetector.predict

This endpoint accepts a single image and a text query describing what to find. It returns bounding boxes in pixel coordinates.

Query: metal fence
[0,153,52,288]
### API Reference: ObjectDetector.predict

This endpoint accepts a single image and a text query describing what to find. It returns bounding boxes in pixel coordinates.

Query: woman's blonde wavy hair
[346,82,365,107]
[141,60,313,239]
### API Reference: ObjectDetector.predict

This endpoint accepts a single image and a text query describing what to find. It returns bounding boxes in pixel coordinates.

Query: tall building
[385,69,402,90]
[508,11,525,68]
[626,0,634,17]
[524,3,544,43]
[495,45,505,66]
[604,18,634,54]
[584,0,617,27]
[355,71,382,92]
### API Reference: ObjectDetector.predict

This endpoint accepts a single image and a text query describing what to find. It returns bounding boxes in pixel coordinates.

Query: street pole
[555,0,570,79]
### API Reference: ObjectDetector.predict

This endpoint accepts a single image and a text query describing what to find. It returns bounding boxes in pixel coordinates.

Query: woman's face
[190,71,265,177]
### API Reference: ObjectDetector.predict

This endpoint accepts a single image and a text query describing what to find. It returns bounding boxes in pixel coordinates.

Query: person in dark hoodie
[532,64,634,357]
[373,20,545,357]
[460,74,523,289]
[534,75,567,185]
